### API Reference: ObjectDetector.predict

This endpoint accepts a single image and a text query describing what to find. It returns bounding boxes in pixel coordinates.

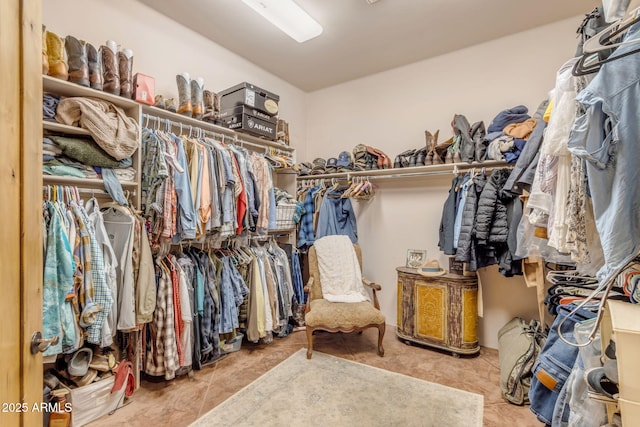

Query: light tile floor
[88,327,542,426]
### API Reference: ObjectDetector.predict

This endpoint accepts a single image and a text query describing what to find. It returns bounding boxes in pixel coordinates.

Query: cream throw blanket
[314,235,370,303]
[56,97,139,161]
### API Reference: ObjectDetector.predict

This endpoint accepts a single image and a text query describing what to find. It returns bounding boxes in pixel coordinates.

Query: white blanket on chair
[314,235,370,303]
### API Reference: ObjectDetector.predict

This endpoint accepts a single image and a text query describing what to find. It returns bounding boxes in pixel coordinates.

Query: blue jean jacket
[570,21,640,281]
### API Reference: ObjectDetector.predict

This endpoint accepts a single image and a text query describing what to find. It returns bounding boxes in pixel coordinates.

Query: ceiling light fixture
[241,0,323,43]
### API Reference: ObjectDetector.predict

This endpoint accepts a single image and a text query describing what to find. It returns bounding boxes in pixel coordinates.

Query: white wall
[43,0,307,156]
[306,17,584,348]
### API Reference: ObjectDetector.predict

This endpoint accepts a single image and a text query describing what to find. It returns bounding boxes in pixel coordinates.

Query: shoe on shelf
[46,30,68,80]
[67,347,93,377]
[585,367,619,403]
[601,336,618,384]
[154,94,166,109]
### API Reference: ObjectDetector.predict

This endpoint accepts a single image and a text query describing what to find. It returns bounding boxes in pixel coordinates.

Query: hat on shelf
[296,162,313,176]
[311,158,326,175]
[326,157,338,173]
[417,260,446,277]
[336,151,353,168]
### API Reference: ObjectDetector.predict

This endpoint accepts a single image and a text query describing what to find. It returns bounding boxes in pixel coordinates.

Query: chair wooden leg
[377,323,385,357]
[306,326,314,359]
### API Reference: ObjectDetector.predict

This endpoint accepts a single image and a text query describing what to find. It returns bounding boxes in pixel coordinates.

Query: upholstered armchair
[304,243,385,359]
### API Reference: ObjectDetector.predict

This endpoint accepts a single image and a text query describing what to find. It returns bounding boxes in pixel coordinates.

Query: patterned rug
[191,349,483,427]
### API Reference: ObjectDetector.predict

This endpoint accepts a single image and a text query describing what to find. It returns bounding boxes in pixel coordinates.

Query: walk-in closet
[2,1,640,426]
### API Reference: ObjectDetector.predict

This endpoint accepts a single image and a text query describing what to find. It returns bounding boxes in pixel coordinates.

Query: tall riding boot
[46,30,68,80]
[176,73,193,117]
[86,43,103,91]
[118,48,133,99]
[190,77,204,120]
[42,25,49,74]
[65,35,89,87]
[101,40,120,95]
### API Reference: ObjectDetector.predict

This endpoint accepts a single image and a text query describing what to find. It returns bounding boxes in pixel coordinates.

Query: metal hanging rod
[296,160,512,181]
[141,113,293,158]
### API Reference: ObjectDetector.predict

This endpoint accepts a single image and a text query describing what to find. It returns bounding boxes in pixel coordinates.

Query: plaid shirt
[81,201,114,345]
[141,129,168,217]
[145,259,179,380]
[71,203,94,315]
[297,187,320,249]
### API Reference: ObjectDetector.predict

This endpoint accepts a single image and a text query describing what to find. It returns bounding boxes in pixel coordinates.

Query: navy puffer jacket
[475,169,511,245]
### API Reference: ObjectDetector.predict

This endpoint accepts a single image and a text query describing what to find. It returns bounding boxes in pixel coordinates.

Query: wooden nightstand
[396,267,480,356]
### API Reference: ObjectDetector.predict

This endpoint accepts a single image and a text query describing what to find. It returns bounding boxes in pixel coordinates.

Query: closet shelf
[43,175,138,188]
[268,228,295,235]
[43,120,91,136]
[141,104,295,153]
[296,160,512,181]
[43,75,139,111]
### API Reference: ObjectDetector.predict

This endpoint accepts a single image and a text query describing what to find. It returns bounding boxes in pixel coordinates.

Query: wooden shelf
[43,175,138,188]
[141,104,295,153]
[43,120,91,136]
[43,75,139,110]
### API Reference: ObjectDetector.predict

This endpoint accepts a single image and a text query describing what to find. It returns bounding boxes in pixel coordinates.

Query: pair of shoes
[101,41,134,98]
[176,73,205,119]
[394,149,415,168]
[154,95,178,112]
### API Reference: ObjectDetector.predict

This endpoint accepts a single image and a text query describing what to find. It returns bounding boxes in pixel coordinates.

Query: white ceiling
[137,0,598,92]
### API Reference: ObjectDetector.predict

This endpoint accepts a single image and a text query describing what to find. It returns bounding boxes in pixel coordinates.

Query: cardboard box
[69,375,126,426]
[219,104,276,124]
[133,73,155,105]
[221,111,277,140]
[219,82,279,117]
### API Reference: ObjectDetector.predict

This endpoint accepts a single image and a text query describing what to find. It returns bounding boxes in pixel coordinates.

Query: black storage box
[219,82,280,117]
[221,111,277,140]
[219,104,277,124]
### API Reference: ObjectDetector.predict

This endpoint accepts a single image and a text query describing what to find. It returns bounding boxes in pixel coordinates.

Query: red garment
[111,361,135,397]
[167,255,184,366]
[231,154,247,234]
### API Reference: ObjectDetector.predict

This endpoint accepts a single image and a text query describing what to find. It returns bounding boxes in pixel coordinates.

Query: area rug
[191,349,483,427]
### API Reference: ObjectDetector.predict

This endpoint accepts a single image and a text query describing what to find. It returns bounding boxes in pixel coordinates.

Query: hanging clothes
[42,201,78,357]
[102,206,137,332]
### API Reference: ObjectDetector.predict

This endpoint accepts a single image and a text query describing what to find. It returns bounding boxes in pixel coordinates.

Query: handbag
[498,317,547,405]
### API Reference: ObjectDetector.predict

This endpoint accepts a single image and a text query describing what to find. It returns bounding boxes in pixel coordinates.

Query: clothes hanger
[582,7,640,54]
[573,7,640,76]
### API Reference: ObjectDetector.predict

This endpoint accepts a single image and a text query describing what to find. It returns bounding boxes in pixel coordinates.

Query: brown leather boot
[101,42,120,95]
[426,130,443,165]
[203,90,219,122]
[46,30,68,80]
[176,73,192,117]
[86,43,103,91]
[190,77,204,120]
[65,35,89,87]
[435,136,454,165]
[42,25,49,74]
[118,48,133,99]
